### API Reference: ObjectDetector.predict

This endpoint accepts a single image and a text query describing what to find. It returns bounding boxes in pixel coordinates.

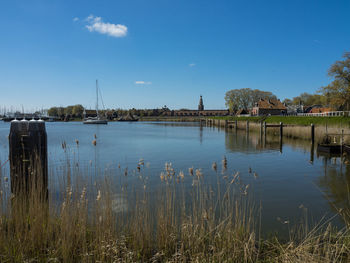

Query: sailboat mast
[96,79,99,117]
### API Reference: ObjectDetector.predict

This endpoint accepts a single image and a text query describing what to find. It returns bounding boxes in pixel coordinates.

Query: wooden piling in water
[9,119,48,199]
[235,120,238,132]
[246,121,249,133]
[280,122,283,138]
[311,124,315,144]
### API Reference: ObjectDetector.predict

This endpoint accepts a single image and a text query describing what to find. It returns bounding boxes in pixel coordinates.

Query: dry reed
[0,151,350,262]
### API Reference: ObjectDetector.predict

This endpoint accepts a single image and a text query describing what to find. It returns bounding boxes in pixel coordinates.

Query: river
[0,121,349,235]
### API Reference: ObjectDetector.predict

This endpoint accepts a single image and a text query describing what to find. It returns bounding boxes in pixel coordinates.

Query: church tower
[198,95,204,111]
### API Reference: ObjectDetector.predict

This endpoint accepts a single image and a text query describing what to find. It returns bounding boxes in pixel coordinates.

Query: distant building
[303,105,334,114]
[309,106,334,114]
[198,95,204,111]
[162,96,229,117]
[251,98,287,116]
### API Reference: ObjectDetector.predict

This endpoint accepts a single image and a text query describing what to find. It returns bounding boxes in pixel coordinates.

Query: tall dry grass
[1,152,350,262]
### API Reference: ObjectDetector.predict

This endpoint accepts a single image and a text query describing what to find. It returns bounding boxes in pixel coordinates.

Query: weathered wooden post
[9,119,48,199]
[263,121,267,145]
[246,121,249,133]
[260,121,263,138]
[279,122,283,153]
[341,129,344,156]
[280,122,283,138]
[235,120,238,133]
[311,124,315,144]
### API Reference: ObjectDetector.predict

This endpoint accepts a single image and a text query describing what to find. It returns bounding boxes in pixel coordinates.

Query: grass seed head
[189,167,194,176]
[212,162,217,172]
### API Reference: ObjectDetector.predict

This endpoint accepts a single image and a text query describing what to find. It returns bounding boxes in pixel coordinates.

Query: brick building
[251,98,287,116]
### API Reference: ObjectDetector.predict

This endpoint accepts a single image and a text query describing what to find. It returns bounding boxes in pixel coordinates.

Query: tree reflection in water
[317,155,350,226]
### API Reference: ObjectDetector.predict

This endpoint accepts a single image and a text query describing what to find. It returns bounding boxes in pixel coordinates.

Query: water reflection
[222,125,350,229]
[317,155,350,224]
[225,129,283,154]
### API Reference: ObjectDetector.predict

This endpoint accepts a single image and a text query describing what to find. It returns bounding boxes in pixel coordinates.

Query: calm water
[0,121,349,233]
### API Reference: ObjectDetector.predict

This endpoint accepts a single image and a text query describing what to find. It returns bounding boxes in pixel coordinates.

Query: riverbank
[207,116,350,143]
[211,116,350,127]
[1,160,350,262]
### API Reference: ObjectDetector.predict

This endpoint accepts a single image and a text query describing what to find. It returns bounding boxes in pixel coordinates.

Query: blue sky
[0,0,349,111]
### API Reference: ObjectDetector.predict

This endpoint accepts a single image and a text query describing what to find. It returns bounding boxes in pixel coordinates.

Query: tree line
[47,105,170,119]
[225,51,350,112]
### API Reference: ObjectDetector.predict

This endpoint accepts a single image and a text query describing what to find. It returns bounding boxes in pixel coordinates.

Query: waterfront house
[304,105,334,114]
[251,98,287,116]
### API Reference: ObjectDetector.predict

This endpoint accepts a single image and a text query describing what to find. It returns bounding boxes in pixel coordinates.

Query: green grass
[210,116,350,127]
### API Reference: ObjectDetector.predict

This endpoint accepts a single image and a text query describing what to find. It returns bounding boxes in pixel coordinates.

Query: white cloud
[85,15,127,38]
[189,63,196,67]
[73,17,79,22]
[135,81,152,85]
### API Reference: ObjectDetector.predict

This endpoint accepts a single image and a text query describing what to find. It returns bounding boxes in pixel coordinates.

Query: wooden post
[279,122,283,153]
[263,121,267,135]
[311,124,315,144]
[246,121,249,133]
[9,119,48,199]
[235,120,238,133]
[224,120,228,129]
[341,129,344,156]
[280,122,283,138]
[260,121,263,138]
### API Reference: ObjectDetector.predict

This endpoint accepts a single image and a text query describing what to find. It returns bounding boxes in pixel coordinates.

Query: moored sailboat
[83,80,108,125]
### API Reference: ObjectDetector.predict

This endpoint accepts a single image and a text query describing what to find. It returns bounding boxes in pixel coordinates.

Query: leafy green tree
[225,88,276,112]
[282,98,292,106]
[320,51,350,110]
[72,104,84,117]
[64,106,74,116]
[291,93,326,106]
[47,107,58,116]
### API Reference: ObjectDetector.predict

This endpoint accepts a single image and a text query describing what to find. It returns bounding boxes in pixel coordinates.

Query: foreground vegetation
[1,155,350,262]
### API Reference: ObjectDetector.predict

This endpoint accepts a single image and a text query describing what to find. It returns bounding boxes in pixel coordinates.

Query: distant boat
[83,80,108,125]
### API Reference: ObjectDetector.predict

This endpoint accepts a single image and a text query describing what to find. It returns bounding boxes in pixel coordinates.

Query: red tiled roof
[255,98,286,110]
[310,107,333,113]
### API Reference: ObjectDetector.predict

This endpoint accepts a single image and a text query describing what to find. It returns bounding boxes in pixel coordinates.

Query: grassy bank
[211,116,350,127]
[139,116,202,122]
[1,157,350,262]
